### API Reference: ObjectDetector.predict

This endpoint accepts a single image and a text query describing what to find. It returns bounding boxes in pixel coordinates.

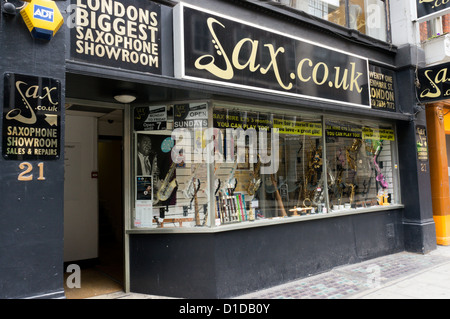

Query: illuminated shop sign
[417,62,450,103]
[69,0,161,74]
[416,0,450,20]
[2,73,61,160]
[174,4,370,108]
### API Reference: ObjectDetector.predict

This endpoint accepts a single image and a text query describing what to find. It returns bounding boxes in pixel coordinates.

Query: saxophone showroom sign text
[2,73,61,160]
[69,0,161,74]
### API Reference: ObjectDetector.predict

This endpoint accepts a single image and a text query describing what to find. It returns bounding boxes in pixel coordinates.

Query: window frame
[270,0,392,43]
[126,99,403,233]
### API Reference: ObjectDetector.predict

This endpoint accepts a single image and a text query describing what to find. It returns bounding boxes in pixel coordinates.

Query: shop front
[121,2,431,298]
[0,0,437,299]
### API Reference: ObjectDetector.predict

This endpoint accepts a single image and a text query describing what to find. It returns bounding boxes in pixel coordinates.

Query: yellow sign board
[20,0,64,41]
[273,118,322,136]
[362,127,395,141]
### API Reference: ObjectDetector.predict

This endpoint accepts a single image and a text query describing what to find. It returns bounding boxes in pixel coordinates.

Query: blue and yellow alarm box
[20,0,64,41]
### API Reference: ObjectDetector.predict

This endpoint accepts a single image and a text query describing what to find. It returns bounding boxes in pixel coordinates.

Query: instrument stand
[159,206,168,219]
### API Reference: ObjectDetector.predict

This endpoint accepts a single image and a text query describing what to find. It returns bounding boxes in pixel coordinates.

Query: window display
[325,120,396,210]
[130,101,399,229]
[133,104,210,228]
[255,114,326,219]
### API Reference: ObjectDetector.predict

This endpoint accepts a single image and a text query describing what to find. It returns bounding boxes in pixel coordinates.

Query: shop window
[130,102,399,230]
[325,120,396,210]
[212,108,325,222]
[419,14,450,42]
[272,0,389,42]
[132,104,210,228]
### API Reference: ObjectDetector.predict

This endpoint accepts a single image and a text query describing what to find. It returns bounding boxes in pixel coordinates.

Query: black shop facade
[0,0,435,299]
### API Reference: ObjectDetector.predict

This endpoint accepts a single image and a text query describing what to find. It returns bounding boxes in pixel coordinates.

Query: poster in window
[134,105,167,131]
[136,176,153,201]
[136,133,177,206]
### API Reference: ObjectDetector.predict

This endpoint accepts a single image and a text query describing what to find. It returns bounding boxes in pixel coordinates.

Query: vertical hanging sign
[416,125,429,162]
[2,73,61,160]
[416,0,450,20]
[416,63,450,103]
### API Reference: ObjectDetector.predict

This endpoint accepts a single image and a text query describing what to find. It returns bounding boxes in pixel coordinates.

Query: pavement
[89,245,450,299]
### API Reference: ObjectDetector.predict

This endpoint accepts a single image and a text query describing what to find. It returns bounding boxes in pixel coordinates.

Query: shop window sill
[126,204,404,234]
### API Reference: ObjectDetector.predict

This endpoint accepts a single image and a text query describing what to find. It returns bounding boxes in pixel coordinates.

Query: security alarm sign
[2,73,61,160]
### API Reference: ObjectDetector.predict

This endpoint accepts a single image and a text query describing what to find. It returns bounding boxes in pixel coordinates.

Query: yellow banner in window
[273,119,322,136]
[362,127,395,141]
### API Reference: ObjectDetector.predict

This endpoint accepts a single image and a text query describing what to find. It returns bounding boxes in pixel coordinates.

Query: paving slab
[89,246,450,299]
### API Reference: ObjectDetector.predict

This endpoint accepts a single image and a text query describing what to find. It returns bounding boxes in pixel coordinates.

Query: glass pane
[273,0,388,42]
[212,108,268,224]
[325,120,396,211]
[213,106,325,224]
[132,104,211,229]
[420,15,448,42]
[284,0,347,28]
[268,115,325,217]
[349,0,387,41]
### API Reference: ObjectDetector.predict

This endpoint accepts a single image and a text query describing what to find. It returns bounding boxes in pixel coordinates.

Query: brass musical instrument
[193,179,201,226]
[348,183,356,205]
[346,139,362,171]
[303,147,323,206]
[247,154,262,196]
[156,162,177,203]
[151,155,160,187]
[270,174,287,217]
[182,164,201,199]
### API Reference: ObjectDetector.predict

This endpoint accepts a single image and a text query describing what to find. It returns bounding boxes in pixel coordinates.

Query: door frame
[65,98,131,292]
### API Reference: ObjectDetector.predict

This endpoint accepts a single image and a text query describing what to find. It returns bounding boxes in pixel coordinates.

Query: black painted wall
[395,44,437,254]
[0,2,66,298]
[130,210,404,299]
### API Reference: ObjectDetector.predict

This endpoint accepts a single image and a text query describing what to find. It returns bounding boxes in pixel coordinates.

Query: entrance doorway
[63,104,125,299]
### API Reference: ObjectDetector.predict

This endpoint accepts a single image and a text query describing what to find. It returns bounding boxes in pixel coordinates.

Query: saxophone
[182,164,201,199]
[193,179,201,226]
[156,162,177,203]
[346,139,362,171]
[247,154,262,196]
[152,155,159,187]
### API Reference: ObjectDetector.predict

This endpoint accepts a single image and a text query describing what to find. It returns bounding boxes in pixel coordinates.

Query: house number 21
[18,162,46,181]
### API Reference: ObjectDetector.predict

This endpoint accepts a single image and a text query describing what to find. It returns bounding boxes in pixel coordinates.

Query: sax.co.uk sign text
[2,73,60,161]
[417,63,450,103]
[175,5,370,108]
